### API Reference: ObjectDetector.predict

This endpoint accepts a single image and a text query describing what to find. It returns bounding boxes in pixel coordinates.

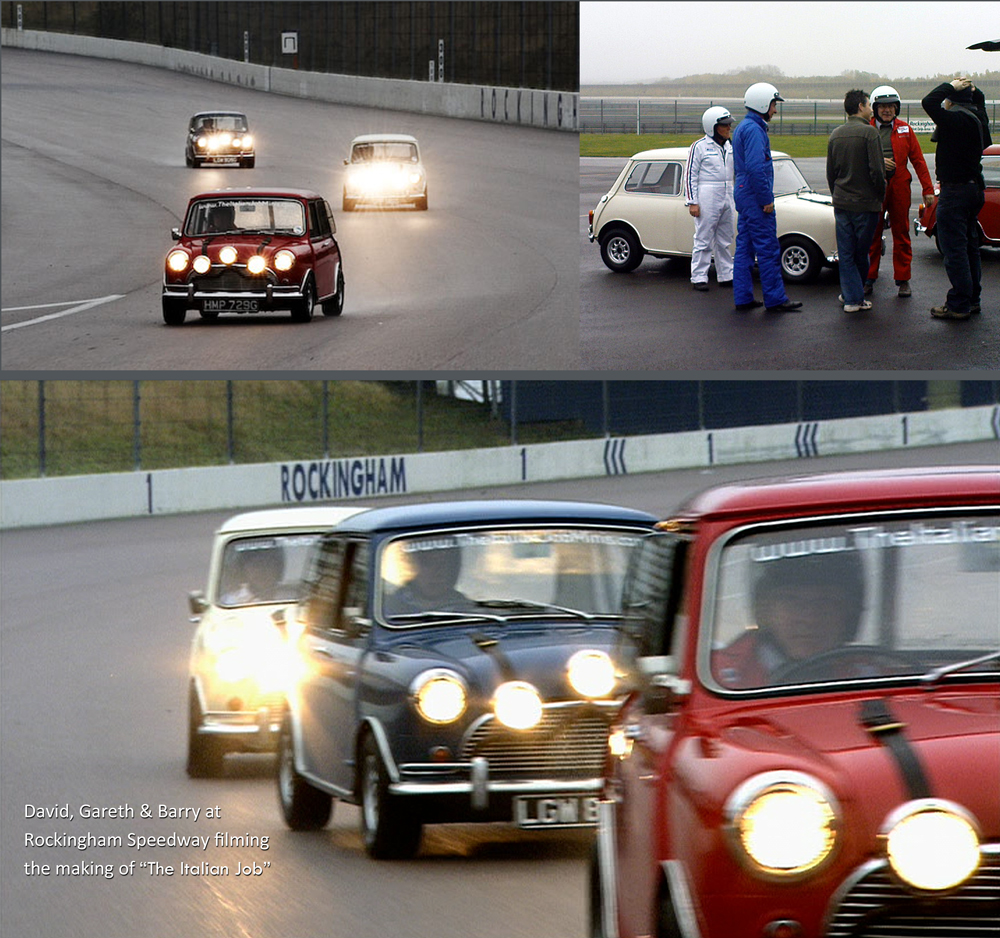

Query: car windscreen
[704,511,1000,692]
[185,199,306,236]
[194,114,248,133]
[351,142,418,162]
[217,533,323,607]
[378,527,646,625]
[982,156,1000,188]
[772,158,810,196]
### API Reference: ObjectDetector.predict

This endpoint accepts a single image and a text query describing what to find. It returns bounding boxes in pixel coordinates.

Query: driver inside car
[713,552,867,688]
[385,546,471,617]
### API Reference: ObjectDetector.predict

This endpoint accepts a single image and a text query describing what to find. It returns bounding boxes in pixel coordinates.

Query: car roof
[985,144,1000,156]
[188,187,324,202]
[217,506,367,536]
[629,147,790,161]
[191,110,248,118]
[336,499,657,534]
[350,133,419,145]
[667,465,999,524]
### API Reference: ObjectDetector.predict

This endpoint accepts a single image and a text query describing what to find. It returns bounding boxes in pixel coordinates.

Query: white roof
[350,133,419,145]
[630,147,790,160]
[216,506,367,536]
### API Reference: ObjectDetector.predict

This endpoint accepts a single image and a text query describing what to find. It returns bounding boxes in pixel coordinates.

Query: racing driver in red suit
[865,85,936,298]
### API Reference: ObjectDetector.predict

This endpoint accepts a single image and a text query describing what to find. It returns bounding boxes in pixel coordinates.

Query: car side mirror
[188,590,207,619]
[342,606,372,637]
[171,228,181,241]
[343,159,349,166]
[637,656,690,715]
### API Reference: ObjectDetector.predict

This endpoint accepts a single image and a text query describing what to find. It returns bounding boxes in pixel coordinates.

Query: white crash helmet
[870,85,901,116]
[744,82,785,114]
[702,106,735,136]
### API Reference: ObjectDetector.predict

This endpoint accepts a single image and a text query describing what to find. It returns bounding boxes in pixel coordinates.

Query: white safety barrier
[2,405,997,529]
[1,27,578,131]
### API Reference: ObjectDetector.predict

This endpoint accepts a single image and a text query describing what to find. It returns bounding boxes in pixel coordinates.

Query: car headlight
[567,649,616,698]
[883,801,980,891]
[725,772,839,878]
[196,136,208,149]
[218,245,238,265]
[192,254,211,274]
[274,250,295,271]
[493,681,543,730]
[411,669,467,724]
[242,134,253,148]
[246,255,266,274]
[167,250,189,272]
[408,171,423,185]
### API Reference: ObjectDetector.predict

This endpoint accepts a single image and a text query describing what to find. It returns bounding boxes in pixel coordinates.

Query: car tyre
[322,269,345,317]
[276,710,333,830]
[359,734,422,859]
[656,885,685,938]
[599,228,644,273]
[162,298,188,326]
[186,684,226,778]
[779,235,823,283]
[291,278,315,323]
[415,190,428,211]
[342,192,356,212]
[185,151,194,168]
[241,156,255,169]
[588,840,610,938]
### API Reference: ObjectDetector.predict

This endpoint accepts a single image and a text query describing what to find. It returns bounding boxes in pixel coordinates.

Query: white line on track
[1,295,125,331]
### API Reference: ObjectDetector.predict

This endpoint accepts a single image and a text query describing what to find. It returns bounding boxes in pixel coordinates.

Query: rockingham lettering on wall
[280,457,406,502]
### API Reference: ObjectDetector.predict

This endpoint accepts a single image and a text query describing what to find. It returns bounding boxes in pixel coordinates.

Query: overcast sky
[580,2,999,85]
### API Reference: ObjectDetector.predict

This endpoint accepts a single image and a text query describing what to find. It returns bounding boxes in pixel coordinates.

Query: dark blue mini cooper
[276,499,656,858]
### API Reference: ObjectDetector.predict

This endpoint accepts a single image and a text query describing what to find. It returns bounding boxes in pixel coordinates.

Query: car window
[193,114,247,133]
[186,199,306,236]
[216,533,321,607]
[982,156,1000,188]
[339,541,370,621]
[351,142,418,162]
[298,537,347,633]
[308,200,330,239]
[621,533,688,660]
[704,512,1000,692]
[772,158,810,196]
[378,526,645,624]
[623,161,681,195]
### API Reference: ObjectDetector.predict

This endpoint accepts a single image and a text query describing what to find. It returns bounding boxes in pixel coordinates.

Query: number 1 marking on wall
[520,447,527,481]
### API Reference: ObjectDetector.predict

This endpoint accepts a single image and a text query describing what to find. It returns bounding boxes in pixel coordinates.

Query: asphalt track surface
[3,441,997,938]
[581,156,1000,371]
[1,49,579,371]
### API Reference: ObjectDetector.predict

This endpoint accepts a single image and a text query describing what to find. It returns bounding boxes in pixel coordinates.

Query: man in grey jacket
[827,90,886,312]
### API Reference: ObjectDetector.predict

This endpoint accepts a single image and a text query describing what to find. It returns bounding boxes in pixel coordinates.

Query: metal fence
[2,1,578,90]
[2,380,996,480]
[581,97,1000,135]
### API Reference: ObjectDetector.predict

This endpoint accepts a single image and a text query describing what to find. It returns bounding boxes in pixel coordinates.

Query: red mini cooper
[162,188,344,325]
[592,465,999,938]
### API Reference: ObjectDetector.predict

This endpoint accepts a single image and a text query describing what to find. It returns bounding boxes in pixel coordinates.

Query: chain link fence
[3,1,578,90]
[3,380,996,480]
[581,97,999,135]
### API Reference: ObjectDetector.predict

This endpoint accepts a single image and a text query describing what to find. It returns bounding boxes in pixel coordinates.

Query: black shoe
[971,303,981,315]
[766,301,803,312]
[718,280,733,288]
[692,282,710,292]
[864,280,875,296]
[735,300,764,311]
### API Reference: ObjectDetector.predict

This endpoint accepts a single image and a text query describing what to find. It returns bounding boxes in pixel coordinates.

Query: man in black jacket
[922,77,993,320]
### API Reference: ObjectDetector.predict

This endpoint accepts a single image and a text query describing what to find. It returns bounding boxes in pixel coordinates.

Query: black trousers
[936,182,985,313]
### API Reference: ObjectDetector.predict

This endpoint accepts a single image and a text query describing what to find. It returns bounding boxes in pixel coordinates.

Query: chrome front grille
[826,849,1000,937]
[193,268,270,292]
[460,703,614,780]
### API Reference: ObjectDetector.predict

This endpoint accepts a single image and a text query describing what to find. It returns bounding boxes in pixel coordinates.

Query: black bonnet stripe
[860,698,932,800]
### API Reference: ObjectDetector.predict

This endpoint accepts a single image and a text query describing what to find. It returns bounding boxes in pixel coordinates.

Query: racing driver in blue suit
[731,82,803,312]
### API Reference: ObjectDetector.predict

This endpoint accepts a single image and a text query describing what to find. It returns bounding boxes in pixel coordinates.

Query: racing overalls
[866,116,935,283]
[684,134,736,283]
[732,109,789,308]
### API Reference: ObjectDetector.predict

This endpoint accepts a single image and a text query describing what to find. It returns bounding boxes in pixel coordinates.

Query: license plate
[513,794,599,829]
[203,298,259,312]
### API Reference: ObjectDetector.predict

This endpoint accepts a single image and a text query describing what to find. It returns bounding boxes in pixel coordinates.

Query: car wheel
[588,840,610,938]
[656,883,685,938]
[933,232,943,256]
[599,228,644,273]
[276,710,333,830]
[415,190,428,211]
[291,278,315,323]
[779,235,823,283]
[342,192,356,212]
[162,298,187,326]
[359,734,422,859]
[185,151,194,168]
[322,269,345,317]
[186,684,225,778]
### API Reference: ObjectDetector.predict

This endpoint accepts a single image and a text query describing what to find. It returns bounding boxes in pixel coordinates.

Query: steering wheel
[771,645,914,684]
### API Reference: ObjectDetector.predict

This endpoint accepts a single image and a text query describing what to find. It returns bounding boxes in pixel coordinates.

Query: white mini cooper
[588,148,839,282]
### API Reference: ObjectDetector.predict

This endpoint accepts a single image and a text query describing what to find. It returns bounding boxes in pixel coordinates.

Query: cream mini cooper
[342,133,428,211]
[588,148,838,282]
[186,506,364,777]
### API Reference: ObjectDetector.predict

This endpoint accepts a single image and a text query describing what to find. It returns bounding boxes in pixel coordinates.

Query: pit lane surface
[581,156,1000,370]
[3,441,996,938]
[1,49,578,370]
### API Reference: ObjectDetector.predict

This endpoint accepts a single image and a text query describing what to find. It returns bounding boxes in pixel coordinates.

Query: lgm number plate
[203,298,259,312]
[513,794,599,829]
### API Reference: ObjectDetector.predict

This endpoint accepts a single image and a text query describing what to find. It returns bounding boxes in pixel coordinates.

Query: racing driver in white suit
[685,106,736,290]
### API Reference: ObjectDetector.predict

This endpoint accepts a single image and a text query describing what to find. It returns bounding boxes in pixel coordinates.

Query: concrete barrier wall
[1,27,578,131]
[3,405,997,529]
